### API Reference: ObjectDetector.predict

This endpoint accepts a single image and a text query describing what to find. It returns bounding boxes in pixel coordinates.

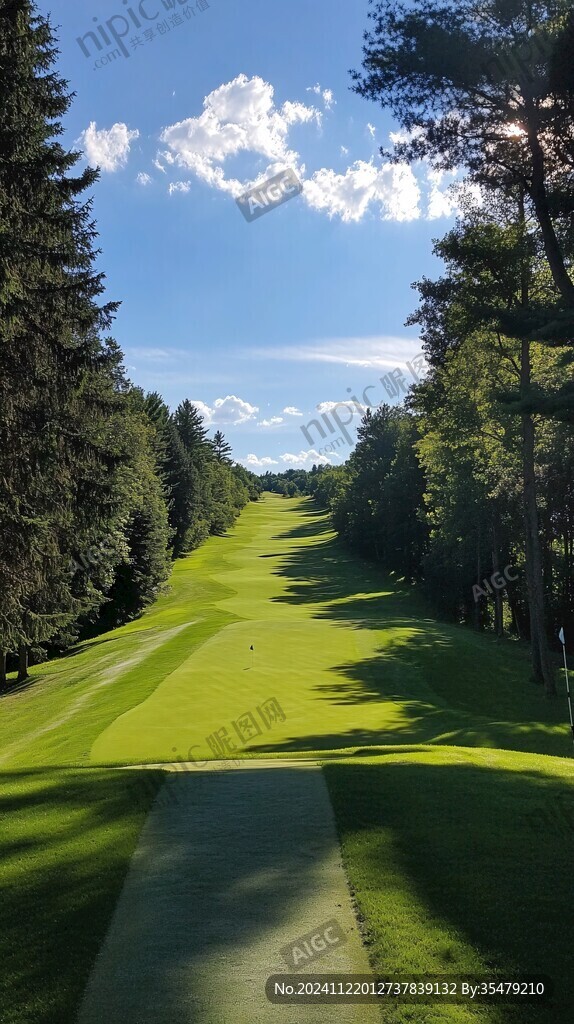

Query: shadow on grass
[70,767,374,1021]
[325,758,574,1023]
[264,507,570,758]
[0,768,161,1024]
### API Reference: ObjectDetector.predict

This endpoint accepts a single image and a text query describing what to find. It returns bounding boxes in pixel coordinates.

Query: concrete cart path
[78,764,382,1024]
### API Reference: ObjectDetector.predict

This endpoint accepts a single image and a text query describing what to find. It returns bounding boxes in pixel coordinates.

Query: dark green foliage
[0,3,258,672]
[212,430,233,463]
[0,1,121,660]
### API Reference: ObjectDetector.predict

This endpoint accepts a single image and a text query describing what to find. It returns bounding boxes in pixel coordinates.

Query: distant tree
[212,430,233,463]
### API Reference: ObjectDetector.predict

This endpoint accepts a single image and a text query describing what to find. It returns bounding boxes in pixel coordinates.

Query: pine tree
[212,429,233,464]
[0,1,120,677]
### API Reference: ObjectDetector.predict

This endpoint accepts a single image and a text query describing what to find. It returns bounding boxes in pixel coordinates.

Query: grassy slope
[3,494,568,769]
[2,495,574,1023]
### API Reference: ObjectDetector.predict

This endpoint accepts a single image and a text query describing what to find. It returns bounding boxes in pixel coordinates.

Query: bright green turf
[2,494,569,769]
[2,494,574,1024]
[324,746,574,1023]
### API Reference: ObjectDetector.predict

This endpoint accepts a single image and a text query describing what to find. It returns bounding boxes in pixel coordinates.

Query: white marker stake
[559,627,574,752]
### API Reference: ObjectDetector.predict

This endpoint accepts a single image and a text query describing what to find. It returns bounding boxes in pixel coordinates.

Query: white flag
[559,627,565,645]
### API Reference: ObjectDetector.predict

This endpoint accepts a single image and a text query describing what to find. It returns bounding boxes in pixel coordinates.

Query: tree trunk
[491,520,504,638]
[507,587,522,639]
[526,121,574,306]
[515,195,557,696]
[521,341,556,696]
[17,645,29,683]
[0,652,6,688]
[472,535,482,630]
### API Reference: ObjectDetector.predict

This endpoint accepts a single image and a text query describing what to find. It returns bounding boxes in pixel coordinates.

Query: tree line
[268,0,574,696]
[0,1,260,685]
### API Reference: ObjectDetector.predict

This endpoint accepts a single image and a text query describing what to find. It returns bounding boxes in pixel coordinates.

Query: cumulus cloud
[159,74,320,198]
[243,454,279,467]
[304,160,421,223]
[258,417,284,427]
[241,446,342,471]
[190,400,214,423]
[316,400,366,417]
[426,169,460,219]
[283,407,303,416]
[155,75,462,223]
[280,449,337,467]
[194,395,258,425]
[77,121,139,172]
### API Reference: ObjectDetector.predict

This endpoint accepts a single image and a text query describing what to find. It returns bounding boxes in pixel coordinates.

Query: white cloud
[250,336,423,370]
[280,449,337,467]
[242,454,279,467]
[303,160,421,223]
[283,407,303,416]
[307,84,335,109]
[258,417,284,427]
[316,400,366,417]
[155,76,460,224]
[169,180,192,195]
[241,445,342,472]
[77,121,139,172]
[425,168,459,220]
[137,172,152,186]
[159,74,320,199]
[194,395,259,425]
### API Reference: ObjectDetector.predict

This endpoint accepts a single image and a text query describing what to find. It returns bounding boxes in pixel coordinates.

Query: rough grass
[325,747,574,1024]
[0,767,164,1024]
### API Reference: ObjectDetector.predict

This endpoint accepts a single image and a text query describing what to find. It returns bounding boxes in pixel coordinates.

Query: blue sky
[40,0,459,471]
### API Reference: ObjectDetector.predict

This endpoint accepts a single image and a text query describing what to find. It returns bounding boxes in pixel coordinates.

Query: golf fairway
[89,494,569,765]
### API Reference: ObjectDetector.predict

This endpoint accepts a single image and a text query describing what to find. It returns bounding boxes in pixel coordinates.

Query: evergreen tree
[353,0,574,312]
[0,1,121,677]
[212,430,233,463]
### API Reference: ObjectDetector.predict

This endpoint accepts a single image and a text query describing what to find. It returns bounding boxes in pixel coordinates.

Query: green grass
[2,494,574,1023]
[325,746,574,1023]
[2,495,569,769]
[0,767,164,1024]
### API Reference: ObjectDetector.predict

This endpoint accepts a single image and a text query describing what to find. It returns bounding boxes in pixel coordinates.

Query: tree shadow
[264,509,569,758]
[72,767,375,1022]
[325,758,574,1023]
[0,767,162,1024]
